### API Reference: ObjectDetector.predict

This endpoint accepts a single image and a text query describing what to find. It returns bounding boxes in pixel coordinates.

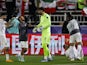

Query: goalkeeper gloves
[33,26,44,33]
[33,28,37,33]
[37,26,43,32]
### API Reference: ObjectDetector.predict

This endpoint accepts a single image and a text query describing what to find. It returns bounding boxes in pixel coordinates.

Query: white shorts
[20,41,28,48]
[69,33,82,43]
[0,35,8,49]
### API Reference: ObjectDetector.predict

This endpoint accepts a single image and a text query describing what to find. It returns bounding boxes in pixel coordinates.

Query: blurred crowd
[0,0,87,11]
[0,0,87,22]
[0,0,87,34]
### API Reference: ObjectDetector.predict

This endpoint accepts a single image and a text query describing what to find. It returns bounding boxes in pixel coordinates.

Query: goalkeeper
[33,7,52,62]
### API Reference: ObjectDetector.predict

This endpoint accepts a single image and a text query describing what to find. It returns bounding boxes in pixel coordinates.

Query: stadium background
[0,0,87,55]
[0,0,87,65]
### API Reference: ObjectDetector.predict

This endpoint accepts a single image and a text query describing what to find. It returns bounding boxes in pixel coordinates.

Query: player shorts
[69,32,82,43]
[42,36,50,47]
[0,35,8,49]
[20,41,28,48]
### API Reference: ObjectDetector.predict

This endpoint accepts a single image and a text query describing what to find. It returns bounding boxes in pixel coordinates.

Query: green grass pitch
[0,55,87,65]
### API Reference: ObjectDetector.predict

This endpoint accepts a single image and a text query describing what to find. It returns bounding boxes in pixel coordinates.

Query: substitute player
[66,13,84,61]
[0,14,13,62]
[16,16,29,62]
[33,7,52,62]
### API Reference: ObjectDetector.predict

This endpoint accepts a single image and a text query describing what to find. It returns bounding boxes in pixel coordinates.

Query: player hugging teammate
[64,13,84,61]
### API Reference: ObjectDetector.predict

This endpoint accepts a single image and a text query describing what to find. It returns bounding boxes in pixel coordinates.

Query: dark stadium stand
[0,0,87,26]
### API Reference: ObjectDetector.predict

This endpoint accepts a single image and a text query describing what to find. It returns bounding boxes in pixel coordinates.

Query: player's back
[67,19,80,34]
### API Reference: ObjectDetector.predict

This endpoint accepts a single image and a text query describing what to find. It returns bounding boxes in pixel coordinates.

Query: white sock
[77,45,82,58]
[81,49,84,58]
[44,56,47,60]
[77,45,84,58]
[6,54,10,60]
[73,46,78,58]
[69,46,75,59]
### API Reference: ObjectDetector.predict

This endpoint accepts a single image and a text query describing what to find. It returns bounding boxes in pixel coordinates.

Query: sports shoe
[6,59,13,62]
[77,57,84,61]
[81,58,84,61]
[48,58,53,61]
[41,59,48,62]
[20,57,25,62]
[70,58,75,61]
[20,59,25,62]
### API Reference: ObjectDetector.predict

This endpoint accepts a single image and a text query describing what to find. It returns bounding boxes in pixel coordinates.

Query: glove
[32,28,37,33]
[37,26,43,32]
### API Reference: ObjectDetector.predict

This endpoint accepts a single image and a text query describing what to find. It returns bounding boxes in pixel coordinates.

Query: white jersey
[67,19,80,33]
[0,19,6,35]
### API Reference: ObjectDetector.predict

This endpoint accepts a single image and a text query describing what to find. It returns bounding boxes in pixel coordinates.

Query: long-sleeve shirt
[37,13,51,37]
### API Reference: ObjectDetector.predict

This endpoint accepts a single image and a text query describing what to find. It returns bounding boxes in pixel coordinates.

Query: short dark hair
[66,12,72,17]
[37,7,44,11]
[66,12,73,19]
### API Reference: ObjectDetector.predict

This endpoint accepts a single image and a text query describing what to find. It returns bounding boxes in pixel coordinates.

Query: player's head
[36,7,44,15]
[66,12,73,21]
[18,16,25,23]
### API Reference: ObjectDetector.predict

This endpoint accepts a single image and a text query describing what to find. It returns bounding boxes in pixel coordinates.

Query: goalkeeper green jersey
[37,13,51,37]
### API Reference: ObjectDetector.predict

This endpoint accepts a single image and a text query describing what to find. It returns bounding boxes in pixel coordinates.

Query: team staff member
[16,16,29,62]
